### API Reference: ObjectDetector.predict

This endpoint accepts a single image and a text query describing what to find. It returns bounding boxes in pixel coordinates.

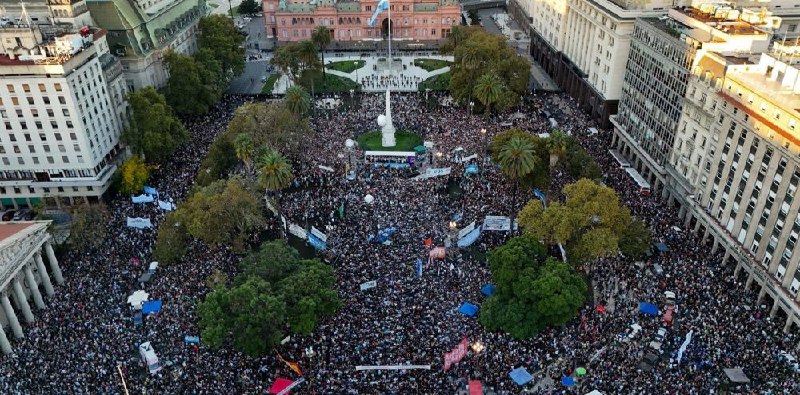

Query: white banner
[483,216,511,231]
[318,165,335,172]
[289,223,307,239]
[458,221,476,239]
[126,217,153,229]
[360,280,377,291]
[414,167,451,180]
[131,194,154,204]
[310,226,328,242]
[355,365,431,371]
[459,153,478,163]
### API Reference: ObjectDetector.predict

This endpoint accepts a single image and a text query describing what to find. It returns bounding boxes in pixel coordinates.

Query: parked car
[1,210,16,221]
[13,209,33,221]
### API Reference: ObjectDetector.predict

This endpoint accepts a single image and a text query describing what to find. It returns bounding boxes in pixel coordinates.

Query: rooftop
[0,223,32,243]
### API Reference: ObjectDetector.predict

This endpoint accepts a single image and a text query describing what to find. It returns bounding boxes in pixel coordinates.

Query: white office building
[0,24,127,209]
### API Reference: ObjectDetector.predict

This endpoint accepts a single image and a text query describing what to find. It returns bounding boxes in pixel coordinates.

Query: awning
[468,380,483,395]
[480,284,496,296]
[639,302,659,316]
[509,367,533,385]
[723,368,750,383]
[459,302,479,317]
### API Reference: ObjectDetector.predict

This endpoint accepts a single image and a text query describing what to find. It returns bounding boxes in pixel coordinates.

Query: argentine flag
[369,0,390,27]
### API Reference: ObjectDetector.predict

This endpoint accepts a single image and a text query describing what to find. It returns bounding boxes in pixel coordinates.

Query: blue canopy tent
[509,367,533,386]
[481,284,496,296]
[654,242,669,253]
[459,302,479,317]
[561,376,575,386]
[639,302,659,316]
[142,300,162,315]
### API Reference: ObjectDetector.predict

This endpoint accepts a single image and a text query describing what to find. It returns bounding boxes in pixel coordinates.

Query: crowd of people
[360,74,425,92]
[0,90,798,394]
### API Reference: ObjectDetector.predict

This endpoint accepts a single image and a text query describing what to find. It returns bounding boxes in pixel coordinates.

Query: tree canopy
[197,240,341,356]
[226,101,311,158]
[152,214,189,265]
[619,217,653,260]
[443,26,530,111]
[172,177,265,251]
[479,234,586,338]
[122,87,187,162]
[198,15,245,78]
[270,41,321,83]
[119,156,150,195]
[163,50,222,115]
[68,203,110,251]
[517,178,635,261]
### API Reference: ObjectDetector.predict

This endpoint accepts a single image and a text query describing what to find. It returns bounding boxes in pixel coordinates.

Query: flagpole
[387,0,392,80]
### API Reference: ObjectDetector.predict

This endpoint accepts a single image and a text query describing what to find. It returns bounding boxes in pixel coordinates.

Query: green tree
[619,217,652,260]
[152,214,189,265]
[517,178,633,261]
[238,0,261,14]
[234,133,255,174]
[444,27,530,110]
[271,41,321,86]
[479,235,586,338]
[546,130,569,168]
[163,50,221,115]
[271,44,302,82]
[472,70,508,115]
[123,87,188,162]
[119,156,150,195]
[68,203,110,251]
[491,129,549,189]
[312,26,331,78]
[197,240,341,356]
[257,150,293,236]
[227,102,311,158]
[198,15,245,78]
[197,135,238,186]
[284,86,311,115]
[173,177,265,251]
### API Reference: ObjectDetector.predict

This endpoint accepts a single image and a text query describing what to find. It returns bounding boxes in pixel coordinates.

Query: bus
[625,167,651,196]
[608,149,631,168]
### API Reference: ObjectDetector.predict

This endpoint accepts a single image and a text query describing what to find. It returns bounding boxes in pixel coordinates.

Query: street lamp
[436,151,443,165]
[480,127,488,165]
[448,220,458,251]
[345,139,355,172]
[469,101,474,116]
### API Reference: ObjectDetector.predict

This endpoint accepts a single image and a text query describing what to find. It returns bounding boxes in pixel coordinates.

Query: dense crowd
[0,91,798,394]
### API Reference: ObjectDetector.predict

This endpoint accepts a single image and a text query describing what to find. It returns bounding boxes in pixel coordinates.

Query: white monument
[377,90,396,147]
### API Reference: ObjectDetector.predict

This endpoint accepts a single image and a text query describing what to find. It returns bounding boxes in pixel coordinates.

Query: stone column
[757,287,767,305]
[1,294,23,338]
[11,279,33,323]
[724,251,732,268]
[784,315,794,333]
[0,322,11,355]
[770,301,780,319]
[24,266,45,309]
[45,241,63,284]
[34,253,54,297]
[734,261,742,277]
[745,273,754,290]
[711,239,720,255]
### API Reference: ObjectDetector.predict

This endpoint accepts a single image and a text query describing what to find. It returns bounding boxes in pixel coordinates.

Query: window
[58,96,66,105]
[38,83,46,92]
[22,84,29,93]
[54,83,61,92]
[6,84,15,93]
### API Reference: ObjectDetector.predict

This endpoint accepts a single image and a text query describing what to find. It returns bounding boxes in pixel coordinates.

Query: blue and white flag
[131,194,154,204]
[158,200,175,211]
[416,258,423,277]
[143,186,158,196]
[533,188,546,201]
[369,0,389,27]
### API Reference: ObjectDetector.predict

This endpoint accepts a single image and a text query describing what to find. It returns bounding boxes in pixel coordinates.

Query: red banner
[443,337,468,371]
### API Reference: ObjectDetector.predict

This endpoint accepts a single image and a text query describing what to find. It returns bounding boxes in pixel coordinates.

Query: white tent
[585,390,605,395]
[127,290,149,310]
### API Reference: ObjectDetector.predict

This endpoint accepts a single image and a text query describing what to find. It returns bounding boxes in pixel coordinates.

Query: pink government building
[263,0,462,42]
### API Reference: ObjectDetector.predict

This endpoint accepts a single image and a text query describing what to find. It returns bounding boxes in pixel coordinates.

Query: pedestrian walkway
[271,54,453,94]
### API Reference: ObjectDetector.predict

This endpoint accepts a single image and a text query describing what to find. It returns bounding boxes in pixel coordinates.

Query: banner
[126,217,152,229]
[429,247,446,259]
[360,280,377,291]
[465,164,479,175]
[307,233,327,250]
[355,365,431,371]
[143,186,158,196]
[459,153,478,163]
[457,227,481,248]
[289,223,307,240]
[276,377,305,395]
[415,167,451,180]
[676,330,693,363]
[158,200,175,211]
[416,258,423,277]
[458,222,476,239]
[443,337,469,371]
[131,194,154,204]
[483,216,511,231]
[310,226,328,243]
[318,165,334,172]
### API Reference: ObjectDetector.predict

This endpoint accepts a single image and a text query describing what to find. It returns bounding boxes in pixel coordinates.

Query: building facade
[0,25,128,208]
[0,222,64,354]
[528,0,672,128]
[0,0,95,27]
[263,0,461,44]
[86,0,206,90]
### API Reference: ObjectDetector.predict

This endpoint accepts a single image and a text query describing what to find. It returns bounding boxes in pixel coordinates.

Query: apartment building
[0,25,127,209]
[86,0,206,90]
[0,0,95,27]
[611,5,772,194]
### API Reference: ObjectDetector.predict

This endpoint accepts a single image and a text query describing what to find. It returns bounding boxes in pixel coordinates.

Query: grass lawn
[419,72,450,92]
[413,58,452,72]
[300,70,360,94]
[327,60,366,73]
[357,131,423,151]
[261,74,280,94]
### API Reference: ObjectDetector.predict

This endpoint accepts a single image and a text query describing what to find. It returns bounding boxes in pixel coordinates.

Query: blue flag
[416,258,423,277]
[369,0,389,27]
[533,188,546,201]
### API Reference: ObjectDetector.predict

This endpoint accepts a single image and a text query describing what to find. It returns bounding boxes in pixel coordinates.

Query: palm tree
[257,150,294,237]
[234,133,254,174]
[284,86,311,115]
[546,130,569,168]
[459,42,481,71]
[498,135,538,216]
[297,40,320,97]
[312,26,331,79]
[473,70,506,115]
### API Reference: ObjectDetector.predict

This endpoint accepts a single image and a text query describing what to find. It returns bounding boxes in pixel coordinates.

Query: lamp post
[345,139,355,172]
[469,101,474,117]
[436,151,443,166]
[448,220,458,252]
[480,128,487,159]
